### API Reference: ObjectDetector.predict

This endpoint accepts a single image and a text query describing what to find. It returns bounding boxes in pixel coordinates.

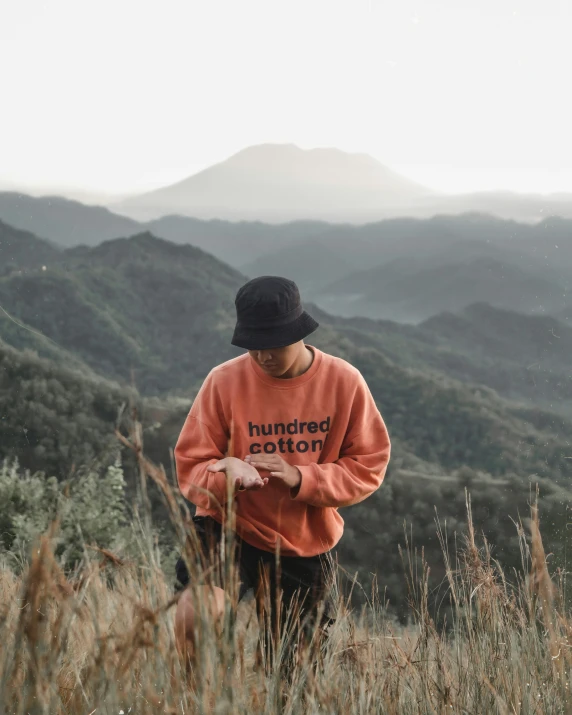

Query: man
[174,275,391,673]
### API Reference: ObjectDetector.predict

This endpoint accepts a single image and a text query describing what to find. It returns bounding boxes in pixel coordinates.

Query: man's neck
[280,345,314,379]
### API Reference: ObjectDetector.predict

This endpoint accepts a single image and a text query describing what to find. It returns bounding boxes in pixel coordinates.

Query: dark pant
[175,516,336,674]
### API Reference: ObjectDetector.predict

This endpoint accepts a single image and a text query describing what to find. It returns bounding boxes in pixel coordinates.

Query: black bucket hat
[231,276,319,350]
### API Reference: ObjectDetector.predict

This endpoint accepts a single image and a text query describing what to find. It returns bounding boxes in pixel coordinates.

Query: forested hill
[0,193,140,248]
[316,256,566,322]
[0,228,243,393]
[0,338,138,477]
[4,192,572,327]
[3,333,572,613]
[3,220,572,611]
[0,219,61,275]
[2,223,572,484]
[318,303,572,417]
[2,219,571,415]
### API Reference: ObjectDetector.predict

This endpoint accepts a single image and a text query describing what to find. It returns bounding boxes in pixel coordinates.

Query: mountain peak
[114,143,433,223]
[224,143,400,176]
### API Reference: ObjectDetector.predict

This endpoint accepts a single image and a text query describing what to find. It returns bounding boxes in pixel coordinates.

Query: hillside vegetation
[0,193,140,247]
[2,227,572,477]
[0,228,242,392]
[0,219,61,275]
[318,256,566,322]
[319,303,572,416]
[3,222,572,612]
[1,453,571,713]
[2,219,571,412]
[3,195,572,317]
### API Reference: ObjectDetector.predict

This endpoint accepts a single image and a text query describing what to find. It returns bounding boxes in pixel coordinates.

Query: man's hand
[207,457,268,491]
[244,454,302,490]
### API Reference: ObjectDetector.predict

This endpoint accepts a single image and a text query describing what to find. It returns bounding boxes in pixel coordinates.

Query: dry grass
[2,429,572,713]
[2,500,572,714]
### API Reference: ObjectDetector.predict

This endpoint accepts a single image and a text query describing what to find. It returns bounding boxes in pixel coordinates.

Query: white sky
[1,0,571,198]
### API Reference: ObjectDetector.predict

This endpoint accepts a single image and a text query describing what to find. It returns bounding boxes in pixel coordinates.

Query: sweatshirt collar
[249,346,322,389]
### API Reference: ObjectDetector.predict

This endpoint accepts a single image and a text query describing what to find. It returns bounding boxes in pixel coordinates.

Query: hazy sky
[2,0,571,199]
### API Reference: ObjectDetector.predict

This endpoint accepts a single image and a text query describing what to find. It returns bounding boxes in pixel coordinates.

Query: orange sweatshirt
[174,347,391,557]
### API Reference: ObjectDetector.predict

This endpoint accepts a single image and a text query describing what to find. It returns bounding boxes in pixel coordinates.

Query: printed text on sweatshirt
[174,347,391,557]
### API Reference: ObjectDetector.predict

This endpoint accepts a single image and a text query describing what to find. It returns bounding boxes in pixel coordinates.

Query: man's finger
[207,460,226,472]
[248,458,278,469]
[246,479,266,490]
[245,454,278,463]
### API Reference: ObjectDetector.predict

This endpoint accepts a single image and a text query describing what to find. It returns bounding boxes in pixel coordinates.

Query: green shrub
[0,457,128,570]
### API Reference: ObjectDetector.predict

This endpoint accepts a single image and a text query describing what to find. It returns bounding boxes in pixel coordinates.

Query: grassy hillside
[3,495,572,713]
[2,463,572,713]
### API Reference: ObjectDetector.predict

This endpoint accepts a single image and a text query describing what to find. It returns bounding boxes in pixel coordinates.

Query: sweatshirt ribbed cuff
[291,464,319,503]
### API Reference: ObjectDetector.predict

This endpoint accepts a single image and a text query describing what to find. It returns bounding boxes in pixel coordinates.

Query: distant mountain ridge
[5,144,572,226]
[316,255,568,323]
[112,144,572,223]
[0,193,140,247]
[0,190,331,264]
[2,218,572,416]
[113,144,434,222]
[5,190,572,274]
[3,192,572,325]
[421,303,572,373]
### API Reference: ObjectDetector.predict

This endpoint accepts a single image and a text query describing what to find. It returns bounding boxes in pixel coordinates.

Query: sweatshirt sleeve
[292,371,390,508]
[174,372,231,512]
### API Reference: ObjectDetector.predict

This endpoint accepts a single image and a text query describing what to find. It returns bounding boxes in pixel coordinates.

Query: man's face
[248,341,303,378]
